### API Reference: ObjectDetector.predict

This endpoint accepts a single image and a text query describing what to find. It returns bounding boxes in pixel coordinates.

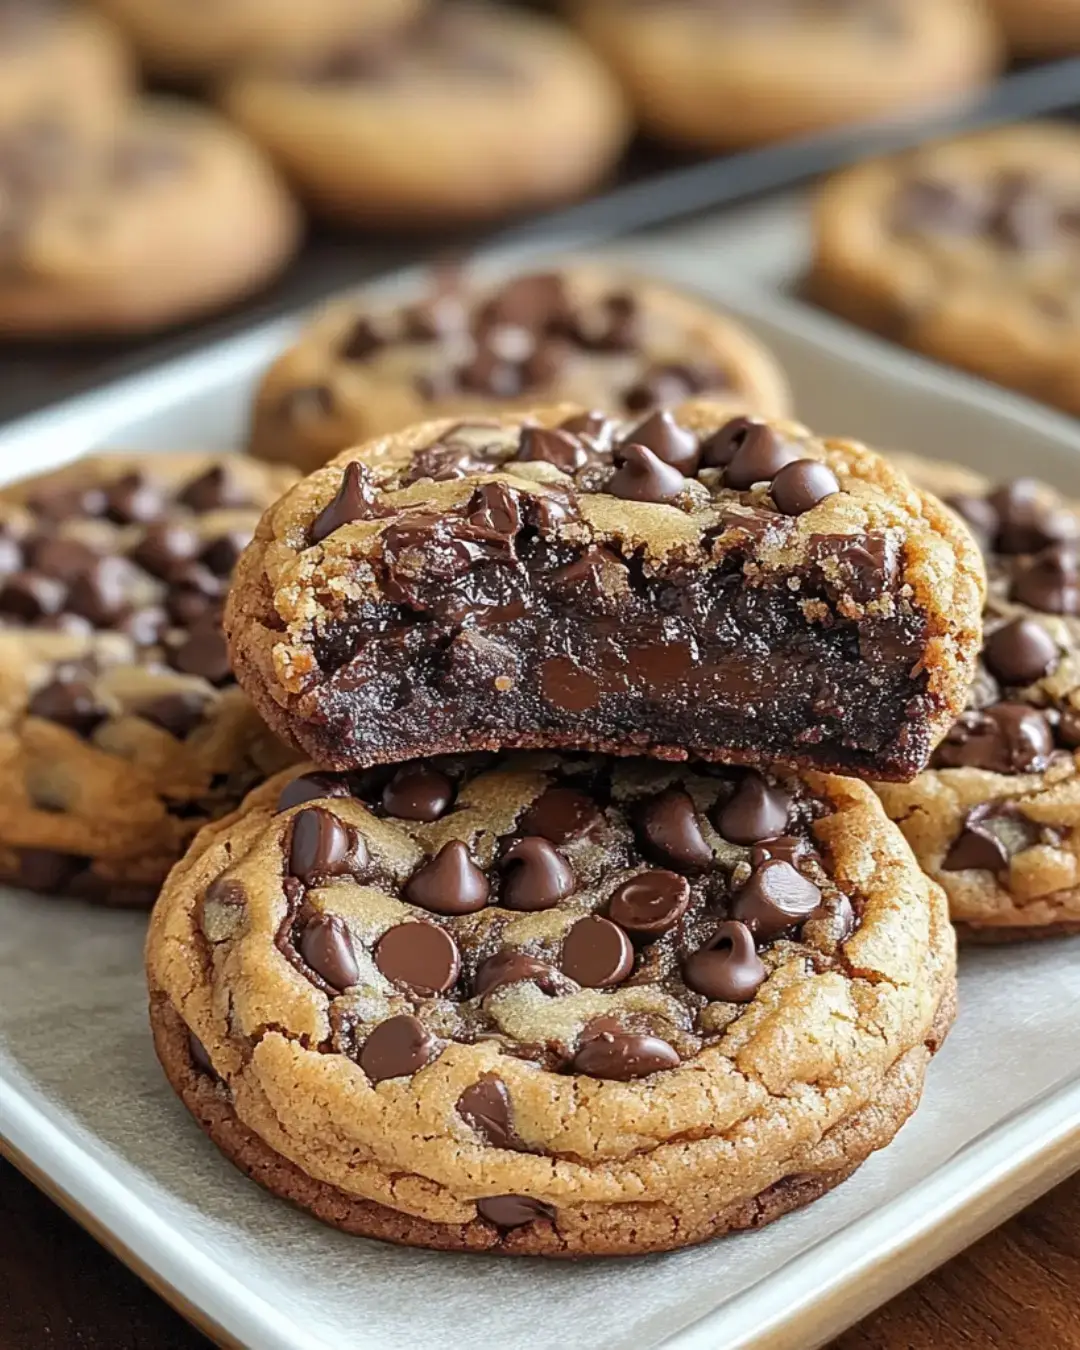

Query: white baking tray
[1,197,1079,1350]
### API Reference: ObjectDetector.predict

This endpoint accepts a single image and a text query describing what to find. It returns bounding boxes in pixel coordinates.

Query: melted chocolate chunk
[607,870,689,935]
[572,1030,680,1080]
[457,1079,519,1149]
[359,1015,438,1082]
[934,703,1053,775]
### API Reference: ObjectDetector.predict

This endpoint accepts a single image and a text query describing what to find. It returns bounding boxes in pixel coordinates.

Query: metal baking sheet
[1,204,1079,1350]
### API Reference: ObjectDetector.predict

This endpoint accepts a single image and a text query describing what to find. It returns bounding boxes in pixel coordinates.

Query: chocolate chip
[716,774,791,845]
[731,860,822,941]
[188,1031,215,1077]
[404,840,489,915]
[27,536,99,582]
[984,617,1058,686]
[66,556,131,626]
[698,416,763,470]
[942,811,1010,873]
[104,471,163,525]
[138,691,210,738]
[381,764,454,821]
[559,411,613,442]
[683,920,766,1002]
[637,789,712,873]
[201,531,250,578]
[168,624,232,685]
[457,348,524,399]
[934,703,1054,775]
[520,787,601,844]
[623,362,722,413]
[359,1014,438,1082]
[129,523,199,578]
[572,1030,680,1080]
[310,462,379,545]
[560,915,634,989]
[891,176,985,236]
[288,806,367,886]
[989,173,1056,251]
[478,273,567,332]
[723,423,802,490]
[405,291,466,341]
[809,531,897,603]
[750,835,814,869]
[607,870,689,936]
[468,481,520,537]
[770,460,839,516]
[516,426,587,473]
[457,1078,518,1148]
[177,464,249,513]
[298,913,359,991]
[0,570,65,621]
[621,410,699,475]
[276,771,352,812]
[338,316,386,361]
[947,493,998,546]
[990,480,1076,555]
[1011,544,1080,615]
[28,677,106,736]
[474,950,559,998]
[476,1195,554,1228]
[27,483,106,522]
[566,291,637,352]
[499,837,574,911]
[607,444,686,504]
[375,921,460,994]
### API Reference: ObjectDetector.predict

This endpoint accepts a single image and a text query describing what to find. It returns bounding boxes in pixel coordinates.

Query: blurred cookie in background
[990,0,1080,55]
[808,124,1080,417]
[93,0,424,83]
[0,1,132,137]
[570,0,1001,151]
[221,5,631,231]
[247,264,791,471]
[0,99,300,336]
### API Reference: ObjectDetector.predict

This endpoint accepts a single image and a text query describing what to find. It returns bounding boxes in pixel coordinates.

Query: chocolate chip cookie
[991,0,1080,56]
[147,752,955,1255]
[225,403,984,782]
[221,6,630,229]
[94,0,423,82]
[0,452,298,906]
[247,266,792,473]
[809,125,1080,418]
[877,455,1080,940]
[570,0,1000,152]
[0,1,131,138]
[0,99,300,337]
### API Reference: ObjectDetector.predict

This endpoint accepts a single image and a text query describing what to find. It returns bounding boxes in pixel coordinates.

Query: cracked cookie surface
[878,454,1080,939]
[226,401,983,781]
[147,751,955,1256]
[810,124,1080,417]
[0,451,297,906]
[247,265,791,473]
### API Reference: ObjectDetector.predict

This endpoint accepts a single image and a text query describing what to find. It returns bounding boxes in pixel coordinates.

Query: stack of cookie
[143,354,987,1253]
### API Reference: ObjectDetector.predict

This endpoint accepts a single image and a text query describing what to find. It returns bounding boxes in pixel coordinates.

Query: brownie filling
[290,415,936,779]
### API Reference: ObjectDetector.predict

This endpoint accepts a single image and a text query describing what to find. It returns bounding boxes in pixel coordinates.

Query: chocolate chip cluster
[203,756,856,1096]
[935,477,1080,873]
[281,272,731,430]
[892,170,1080,254]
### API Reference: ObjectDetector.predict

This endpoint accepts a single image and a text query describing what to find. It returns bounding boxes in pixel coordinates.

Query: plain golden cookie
[222,6,630,229]
[147,753,956,1255]
[877,453,1080,940]
[93,0,423,81]
[0,99,301,337]
[247,265,792,473]
[0,452,297,906]
[570,0,1000,151]
[809,124,1080,418]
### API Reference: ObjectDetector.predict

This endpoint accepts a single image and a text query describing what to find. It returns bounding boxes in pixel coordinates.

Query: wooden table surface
[1,1158,1077,1350]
